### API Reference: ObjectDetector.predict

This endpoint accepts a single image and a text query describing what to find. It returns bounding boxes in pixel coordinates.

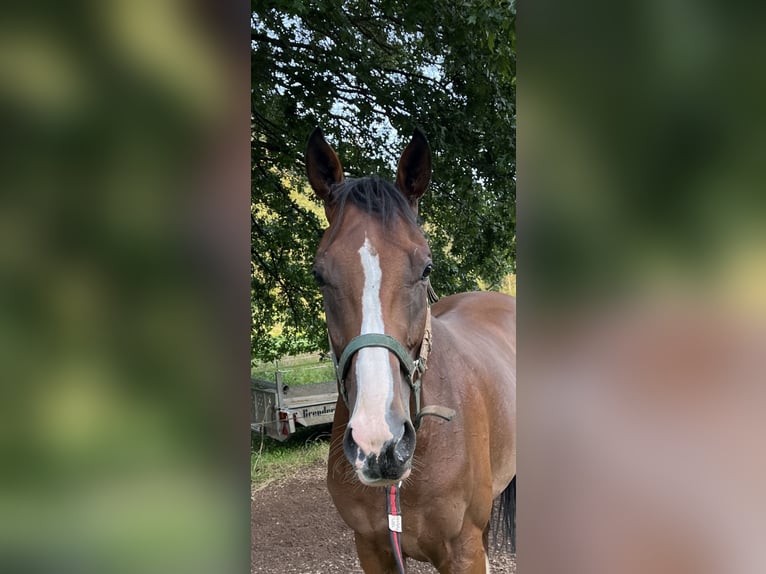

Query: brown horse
[306,127,516,574]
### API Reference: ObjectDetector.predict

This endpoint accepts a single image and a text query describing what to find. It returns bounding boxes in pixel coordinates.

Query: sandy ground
[251,460,516,573]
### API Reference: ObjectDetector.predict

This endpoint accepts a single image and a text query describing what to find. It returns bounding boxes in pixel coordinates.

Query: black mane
[330,176,418,228]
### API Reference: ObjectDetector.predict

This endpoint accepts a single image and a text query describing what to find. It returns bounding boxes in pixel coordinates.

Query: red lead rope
[386,484,406,574]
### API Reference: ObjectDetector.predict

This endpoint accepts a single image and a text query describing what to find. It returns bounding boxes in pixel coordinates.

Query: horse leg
[435,525,491,574]
[354,532,401,574]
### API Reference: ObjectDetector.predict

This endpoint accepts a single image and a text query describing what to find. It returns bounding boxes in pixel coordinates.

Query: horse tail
[492,475,516,553]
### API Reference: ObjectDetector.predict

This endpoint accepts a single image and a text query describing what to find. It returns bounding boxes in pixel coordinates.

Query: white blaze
[351,236,395,454]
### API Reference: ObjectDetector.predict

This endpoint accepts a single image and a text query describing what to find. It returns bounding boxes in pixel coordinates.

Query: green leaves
[252,0,515,361]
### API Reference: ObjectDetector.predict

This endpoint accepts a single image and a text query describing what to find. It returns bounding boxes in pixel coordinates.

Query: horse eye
[312,269,326,287]
[421,263,433,280]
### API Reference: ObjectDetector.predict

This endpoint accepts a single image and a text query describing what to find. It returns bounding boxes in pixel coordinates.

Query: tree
[252,0,516,362]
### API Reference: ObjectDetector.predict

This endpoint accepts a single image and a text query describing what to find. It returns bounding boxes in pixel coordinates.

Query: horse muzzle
[343,421,416,485]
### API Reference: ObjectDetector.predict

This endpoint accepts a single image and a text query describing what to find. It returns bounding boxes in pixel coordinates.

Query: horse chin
[357,467,411,487]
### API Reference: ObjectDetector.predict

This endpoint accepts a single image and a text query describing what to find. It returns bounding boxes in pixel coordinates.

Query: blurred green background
[520,2,766,573]
[0,1,249,573]
[522,0,766,312]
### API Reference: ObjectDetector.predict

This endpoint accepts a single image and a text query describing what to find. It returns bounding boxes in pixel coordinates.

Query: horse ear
[306,127,344,203]
[396,128,432,213]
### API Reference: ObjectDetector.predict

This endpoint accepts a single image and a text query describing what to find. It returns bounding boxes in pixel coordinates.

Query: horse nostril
[394,421,416,464]
[343,427,363,464]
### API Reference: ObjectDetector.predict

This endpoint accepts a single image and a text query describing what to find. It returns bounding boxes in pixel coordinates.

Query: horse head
[306,127,433,486]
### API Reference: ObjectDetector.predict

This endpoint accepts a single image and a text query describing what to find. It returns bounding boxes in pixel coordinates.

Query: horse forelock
[329,176,418,230]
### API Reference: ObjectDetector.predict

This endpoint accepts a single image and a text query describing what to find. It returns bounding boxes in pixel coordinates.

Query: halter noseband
[330,302,455,428]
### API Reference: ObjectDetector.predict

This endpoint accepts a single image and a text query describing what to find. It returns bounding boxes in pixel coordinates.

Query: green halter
[330,295,455,428]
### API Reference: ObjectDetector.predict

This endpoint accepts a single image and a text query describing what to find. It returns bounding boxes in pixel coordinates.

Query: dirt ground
[251,460,516,573]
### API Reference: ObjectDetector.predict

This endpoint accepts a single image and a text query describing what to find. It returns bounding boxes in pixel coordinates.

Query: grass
[251,424,331,489]
[251,352,335,386]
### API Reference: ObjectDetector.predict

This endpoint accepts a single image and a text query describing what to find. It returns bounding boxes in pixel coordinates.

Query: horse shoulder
[426,291,516,487]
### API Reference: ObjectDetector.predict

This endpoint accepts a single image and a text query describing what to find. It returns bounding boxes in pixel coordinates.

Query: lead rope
[386,483,406,574]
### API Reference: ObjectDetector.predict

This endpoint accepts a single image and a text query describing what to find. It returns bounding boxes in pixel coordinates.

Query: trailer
[251,371,338,441]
